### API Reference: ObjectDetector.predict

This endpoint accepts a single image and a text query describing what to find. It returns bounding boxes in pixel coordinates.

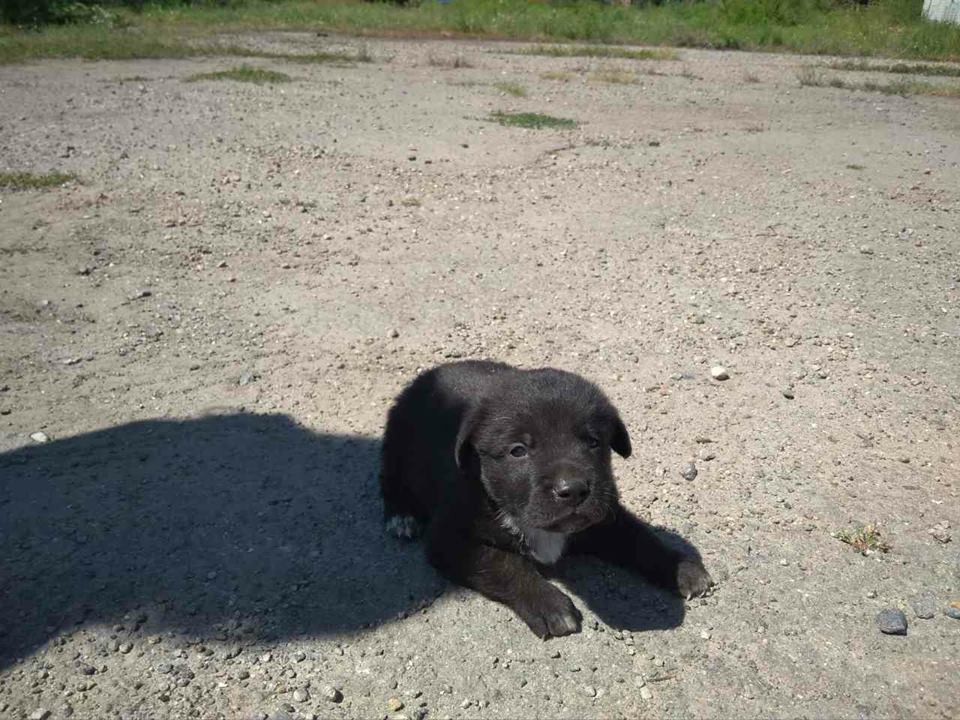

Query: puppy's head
[455,368,630,534]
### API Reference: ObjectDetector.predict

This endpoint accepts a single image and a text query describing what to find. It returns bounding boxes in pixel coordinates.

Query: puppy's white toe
[385,515,421,540]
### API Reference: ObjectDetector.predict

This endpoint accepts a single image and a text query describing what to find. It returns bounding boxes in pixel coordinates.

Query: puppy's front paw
[676,557,714,599]
[515,584,583,639]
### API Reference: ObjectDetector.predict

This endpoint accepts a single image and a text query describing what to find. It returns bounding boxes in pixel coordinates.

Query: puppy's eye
[586,437,600,449]
[508,444,528,458]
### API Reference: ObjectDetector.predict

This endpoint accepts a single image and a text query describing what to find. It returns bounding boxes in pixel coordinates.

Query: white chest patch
[501,515,568,565]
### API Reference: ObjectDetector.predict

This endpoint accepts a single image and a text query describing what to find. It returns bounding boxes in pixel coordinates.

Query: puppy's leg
[572,505,713,598]
[426,523,582,639]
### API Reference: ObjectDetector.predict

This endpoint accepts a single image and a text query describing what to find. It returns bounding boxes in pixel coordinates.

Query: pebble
[322,686,343,703]
[680,462,698,481]
[389,328,400,339]
[781,386,795,399]
[584,685,597,697]
[30,431,49,443]
[639,686,653,701]
[710,366,729,381]
[876,608,908,635]
[293,688,310,703]
[29,710,51,720]
[946,602,960,620]
[238,370,259,386]
[387,697,404,712]
[119,642,133,654]
[910,594,937,620]
[235,669,250,680]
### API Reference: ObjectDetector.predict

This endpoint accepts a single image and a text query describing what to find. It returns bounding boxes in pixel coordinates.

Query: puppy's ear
[455,405,485,469]
[606,406,632,458]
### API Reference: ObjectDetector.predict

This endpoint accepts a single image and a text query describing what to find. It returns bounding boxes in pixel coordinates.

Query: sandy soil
[1,34,959,720]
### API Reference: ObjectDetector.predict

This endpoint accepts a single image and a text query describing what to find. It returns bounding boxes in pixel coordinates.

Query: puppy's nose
[552,477,590,505]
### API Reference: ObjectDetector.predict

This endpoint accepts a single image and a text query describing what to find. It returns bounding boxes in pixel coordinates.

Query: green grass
[2,1,960,65]
[0,170,76,190]
[799,65,960,97]
[826,58,960,77]
[834,523,891,555]
[493,80,527,97]
[508,44,678,61]
[185,64,291,84]
[490,111,576,130]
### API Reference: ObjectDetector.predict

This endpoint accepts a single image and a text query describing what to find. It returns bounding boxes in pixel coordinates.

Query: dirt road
[1,35,958,720]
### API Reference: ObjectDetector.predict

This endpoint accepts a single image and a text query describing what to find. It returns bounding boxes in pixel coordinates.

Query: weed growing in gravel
[0,171,76,190]
[427,52,472,69]
[826,59,960,78]
[493,81,526,97]
[834,524,891,555]
[511,45,677,61]
[490,111,576,130]
[798,67,960,98]
[185,65,291,84]
[591,69,636,85]
[540,71,575,82]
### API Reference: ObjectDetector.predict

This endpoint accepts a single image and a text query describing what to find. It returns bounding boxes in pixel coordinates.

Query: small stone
[387,697,404,712]
[389,328,400,339]
[460,699,472,709]
[710,366,729,381]
[640,686,653,701]
[911,594,937,620]
[859,245,874,255]
[944,605,960,620]
[876,608,908,635]
[29,710,51,720]
[293,688,309,703]
[680,462,698,481]
[118,642,133,654]
[700,630,711,640]
[322,686,343,703]
[548,650,560,659]
[258,652,273,664]
[928,521,952,544]
[293,651,306,662]
[130,289,152,300]
[781,386,795,399]
[648,140,661,147]
[235,669,250,680]
[584,685,597,698]
[30,431,49,443]
[238,370,259,386]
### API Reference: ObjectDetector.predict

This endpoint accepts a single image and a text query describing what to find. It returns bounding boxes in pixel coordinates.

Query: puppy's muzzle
[551,475,590,507]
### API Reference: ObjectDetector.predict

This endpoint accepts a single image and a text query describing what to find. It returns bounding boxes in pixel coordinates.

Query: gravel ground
[1,34,959,720]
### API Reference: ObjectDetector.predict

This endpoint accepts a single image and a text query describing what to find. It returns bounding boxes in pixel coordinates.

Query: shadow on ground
[1,412,697,666]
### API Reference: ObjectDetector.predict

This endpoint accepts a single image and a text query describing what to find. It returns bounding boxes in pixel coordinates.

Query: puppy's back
[380,361,513,523]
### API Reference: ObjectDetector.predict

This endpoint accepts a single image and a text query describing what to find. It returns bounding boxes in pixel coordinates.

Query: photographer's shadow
[0,412,444,668]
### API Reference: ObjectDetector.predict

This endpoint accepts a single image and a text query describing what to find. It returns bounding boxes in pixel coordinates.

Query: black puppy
[380,360,712,638]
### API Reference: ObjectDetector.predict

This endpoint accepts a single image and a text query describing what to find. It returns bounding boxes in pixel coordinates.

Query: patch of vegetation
[835,523,891,555]
[399,196,421,207]
[490,111,577,130]
[0,170,76,190]
[540,70,575,82]
[826,59,960,78]
[799,66,960,97]
[493,80,526,97]
[427,52,472,68]
[591,69,636,85]
[846,163,866,170]
[3,1,960,65]
[185,64,291,84]
[510,44,677,61]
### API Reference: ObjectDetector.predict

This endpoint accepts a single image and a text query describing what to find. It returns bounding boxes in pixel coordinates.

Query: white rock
[710,366,729,381]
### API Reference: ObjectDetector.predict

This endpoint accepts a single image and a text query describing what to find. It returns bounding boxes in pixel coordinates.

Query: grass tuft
[493,81,527,97]
[185,65,291,84]
[0,170,76,190]
[826,59,960,78]
[799,66,960,98]
[591,69,637,85]
[510,45,678,61]
[540,70,575,82]
[490,111,577,130]
[835,523,891,555]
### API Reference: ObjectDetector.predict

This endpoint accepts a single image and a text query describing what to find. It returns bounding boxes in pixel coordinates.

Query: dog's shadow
[1,413,700,667]
[0,412,444,668]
